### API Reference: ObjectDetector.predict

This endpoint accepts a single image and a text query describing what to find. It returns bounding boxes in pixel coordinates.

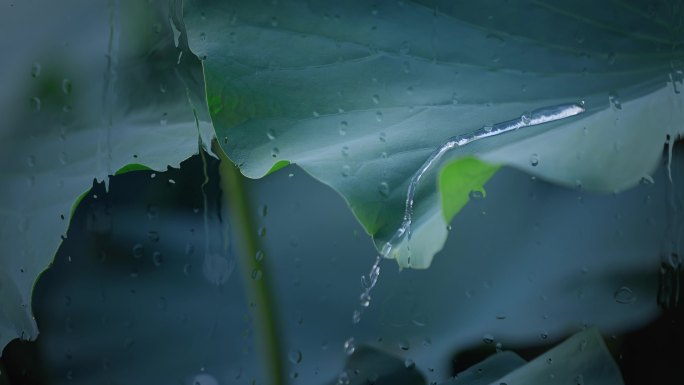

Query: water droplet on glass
[483,124,493,132]
[614,286,636,304]
[62,78,72,95]
[31,63,41,78]
[530,153,539,166]
[482,333,494,344]
[260,204,268,217]
[200,32,206,41]
[251,269,263,280]
[271,147,279,158]
[255,250,264,262]
[132,244,144,259]
[339,121,348,135]
[372,94,380,104]
[341,146,349,157]
[258,227,266,237]
[271,16,278,27]
[469,190,484,199]
[266,129,276,140]
[341,164,351,177]
[375,111,383,122]
[152,251,163,266]
[404,359,415,368]
[540,332,549,340]
[30,97,41,112]
[398,340,410,351]
[148,231,159,243]
[344,338,355,355]
[27,155,36,168]
[379,132,386,142]
[288,349,302,364]
[608,92,622,110]
[160,112,168,125]
[378,181,390,198]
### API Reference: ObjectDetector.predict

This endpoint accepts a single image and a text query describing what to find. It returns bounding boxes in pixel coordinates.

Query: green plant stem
[212,140,286,385]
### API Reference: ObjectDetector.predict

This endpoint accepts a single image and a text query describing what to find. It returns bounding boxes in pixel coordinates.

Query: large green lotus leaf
[184,0,684,269]
[0,0,212,349]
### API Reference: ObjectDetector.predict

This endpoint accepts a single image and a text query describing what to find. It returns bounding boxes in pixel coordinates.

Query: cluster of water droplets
[342,101,586,360]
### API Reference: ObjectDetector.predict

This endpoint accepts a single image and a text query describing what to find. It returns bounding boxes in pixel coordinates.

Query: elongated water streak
[383,101,586,262]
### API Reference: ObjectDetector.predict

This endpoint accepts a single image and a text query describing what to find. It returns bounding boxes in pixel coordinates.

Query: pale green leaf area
[0,0,212,348]
[184,0,684,269]
[444,328,623,385]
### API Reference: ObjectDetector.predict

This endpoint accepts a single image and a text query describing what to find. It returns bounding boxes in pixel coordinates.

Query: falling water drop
[344,338,356,355]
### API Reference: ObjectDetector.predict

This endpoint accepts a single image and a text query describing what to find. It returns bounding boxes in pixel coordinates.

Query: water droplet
[483,124,493,132]
[341,146,349,157]
[398,340,410,351]
[251,269,263,280]
[378,132,386,142]
[608,92,622,110]
[31,63,41,78]
[27,155,36,168]
[540,332,549,340]
[614,286,636,304]
[62,78,72,95]
[381,151,388,159]
[200,32,206,41]
[574,374,584,385]
[160,112,168,125]
[482,333,495,344]
[258,227,267,237]
[266,129,276,140]
[288,349,302,364]
[496,342,503,352]
[375,111,383,122]
[255,250,264,262]
[404,359,415,368]
[341,164,351,177]
[546,357,553,365]
[132,244,144,259]
[530,153,539,166]
[183,263,192,275]
[148,231,160,243]
[378,181,390,198]
[152,251,163,266]
[343,338,355,355]
[372,94,380,104]
[338,121,348,135]
[260,204,268,217]
[30,97,41,112]
[641,175,655,184]
[337,370,350,385]
[469,190,484,199]
[271,147,280,158]
[271,16,278,27]
[352,310,361,324]
[359,291,371,307]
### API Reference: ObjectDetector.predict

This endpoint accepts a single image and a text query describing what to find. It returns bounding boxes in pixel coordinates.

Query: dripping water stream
[341,101,586,367]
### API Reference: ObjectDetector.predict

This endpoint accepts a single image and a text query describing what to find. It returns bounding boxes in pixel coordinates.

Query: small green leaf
[439,157,500,223]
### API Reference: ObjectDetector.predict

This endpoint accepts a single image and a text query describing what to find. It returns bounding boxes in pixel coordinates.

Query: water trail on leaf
[383,101,586,263]
[351,102,584,316]
[344,101,585,355]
